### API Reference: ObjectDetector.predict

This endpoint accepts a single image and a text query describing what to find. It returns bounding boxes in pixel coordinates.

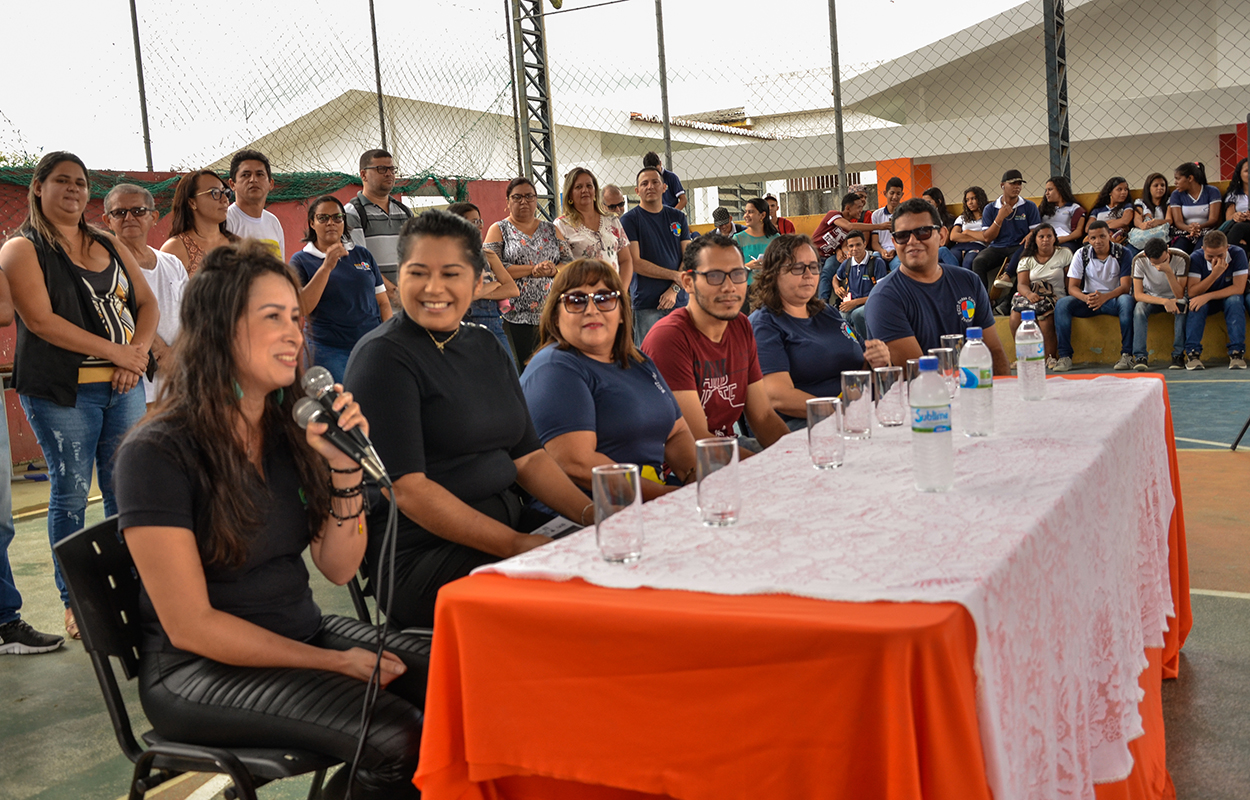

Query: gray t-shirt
[345,192,410,281]
[1131,250,1190,300]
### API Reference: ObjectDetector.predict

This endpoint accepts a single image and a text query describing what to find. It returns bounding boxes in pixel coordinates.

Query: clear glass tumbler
[591,464,644,563]
[695,438,739,526]
[873,366,906,427]
[928,347,959,399]
[841,370,873,439]
[806,397,845,469]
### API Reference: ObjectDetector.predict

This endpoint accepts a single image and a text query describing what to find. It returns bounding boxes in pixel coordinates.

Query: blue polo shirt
[864,265,994,354]
[981,197,1041,248]
[1188,245,1249,293]
[1169,185,1223,227]
[621,205,691,311]
[834,254,888,300]
[291,243,385,349]
[661,169,686,208]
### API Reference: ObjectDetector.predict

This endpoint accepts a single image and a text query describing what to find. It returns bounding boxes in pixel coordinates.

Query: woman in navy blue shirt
[521,258,697,498]
[290,196,392,381]
[748,235,891,429]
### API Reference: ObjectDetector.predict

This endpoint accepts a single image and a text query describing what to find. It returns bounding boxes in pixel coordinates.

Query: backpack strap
[350,195,370,236]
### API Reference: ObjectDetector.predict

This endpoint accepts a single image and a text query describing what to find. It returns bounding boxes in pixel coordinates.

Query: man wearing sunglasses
[641,234,790,455]
[225,149,285,261]
[865,199,1010,374]
[345,148,412,304]
[601,184,627,215]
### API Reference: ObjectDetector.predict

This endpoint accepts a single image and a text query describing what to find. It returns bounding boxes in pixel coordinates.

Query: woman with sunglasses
[748,235,891,430]
[160,170,239,277]
[289,195,392,382]
[521,259,696,497]
[448,201,519,365]
[483,177,573,365]
[555,168,634,292]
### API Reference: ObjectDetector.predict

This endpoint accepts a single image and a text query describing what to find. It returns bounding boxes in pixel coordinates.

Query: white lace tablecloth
[478,376,1176,800]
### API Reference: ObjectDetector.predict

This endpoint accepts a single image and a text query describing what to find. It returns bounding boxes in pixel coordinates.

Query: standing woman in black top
[0,152,157,639]
[114,242,428,800]
[345,210,593,629]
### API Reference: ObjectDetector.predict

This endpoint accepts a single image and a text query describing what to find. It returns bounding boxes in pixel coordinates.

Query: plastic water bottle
[1015,310,1046,401]
[958,327,993,437]
[910,355,953,492]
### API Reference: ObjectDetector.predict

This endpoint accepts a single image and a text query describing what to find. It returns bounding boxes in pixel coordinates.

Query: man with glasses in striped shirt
[345,148,412,305]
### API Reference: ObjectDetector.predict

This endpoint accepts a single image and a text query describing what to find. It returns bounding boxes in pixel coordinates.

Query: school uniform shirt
[290,243,386,349]
[1134,199,1168,223]
[1187,244,1249,293]
[1169,186,1223,227]
[835,253,888,300]
[1225,191,1249,215]
[1068,246,1131,294]
[981,196,1041,248]
[226,203,286,260]
[1018,248,1074,297]
[620,205,691,311]
[1091,203,1134,229]
[749,305,864,422]
[871,206,896,252]
[661,169,686,209]
[952,214,986,234]
[640,309,764,439]
[1042,202,1085,238]
[1131,250,1189,299]
[863,265,994,354]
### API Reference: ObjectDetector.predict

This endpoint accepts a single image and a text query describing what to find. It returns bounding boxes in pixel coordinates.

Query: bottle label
[911,405,952,433]
[959,366,993,389]
[1016,341,1045,362]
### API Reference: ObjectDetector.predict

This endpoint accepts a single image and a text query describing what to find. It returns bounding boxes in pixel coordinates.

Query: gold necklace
[427,326,460,353]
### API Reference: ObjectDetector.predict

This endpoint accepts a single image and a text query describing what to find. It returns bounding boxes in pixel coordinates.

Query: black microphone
[302,367,374,454]
[293,397,391,487]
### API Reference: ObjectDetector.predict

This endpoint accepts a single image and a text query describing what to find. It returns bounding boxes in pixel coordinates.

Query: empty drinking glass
[873,366,905,427]
[695,438,739,526]
[591,464,644,563]
[940,334,965,360]
[929,347,959,399]
[806,397,845,469]
[841,371,873,439]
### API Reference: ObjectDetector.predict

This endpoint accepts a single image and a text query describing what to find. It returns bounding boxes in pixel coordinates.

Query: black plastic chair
[54,516,338,800]
[347,556,434,638]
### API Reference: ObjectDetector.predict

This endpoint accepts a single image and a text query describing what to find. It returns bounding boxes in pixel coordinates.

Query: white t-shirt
[1133,198,1167,222]
[871,206,895,252]
[1018,248,1073,297]
[1131,250,1189,300]
[226,204,286,261]
[1068,247,1127,294]
[141,248,190,403]
[953,214,985,232]
[1226,191,1249,215]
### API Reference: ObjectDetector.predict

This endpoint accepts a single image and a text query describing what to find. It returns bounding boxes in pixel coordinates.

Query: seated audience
[765,195,796,234]
[521,259,697,497]
[160,169,239,276]
[1131,238,1190,371]
[1009,223,1072,365]
[1223,158,1250,250]
[710,206,745,237]
[1052,221,1134,372]
[115,242,428,800]
[449,201,519,365]
[921,187,960,266]
[734,197,779,270]
[970,170,1040,297]
[864,198,1009,373]
[871,177,905,266]
[641,233,791,454]
[555,167,635,291]
[819,230,888,342]
[345,211,592,629]
[1090,176,1137,251]
[1168,162,1222,253]
[749,235,890,430]
[1131,172,1172,251]
[1182,230,1247,370]
[811,192,889,271]
[290,195,392,382]
[1038,175,1086,252]
[949,186,989,270]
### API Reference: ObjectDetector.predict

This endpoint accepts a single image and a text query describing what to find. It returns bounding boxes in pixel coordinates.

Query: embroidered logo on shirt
[958,297,976,322]
[840,320,860,344]
[670,222,682,237]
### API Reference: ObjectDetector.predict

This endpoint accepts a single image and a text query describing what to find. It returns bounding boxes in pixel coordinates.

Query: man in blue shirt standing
[1052,221,1135,372]
[621,166,691,343]
[865,198,1010,373]
[643,152,687,212]
[1183,230,1247,370]
[971,169,1040,301]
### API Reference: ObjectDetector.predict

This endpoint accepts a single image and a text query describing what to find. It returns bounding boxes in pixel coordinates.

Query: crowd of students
[0,144,1245,796]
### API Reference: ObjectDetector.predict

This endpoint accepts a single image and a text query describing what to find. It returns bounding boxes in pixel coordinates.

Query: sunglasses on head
[560,290,620,314]
[892,225,937,244]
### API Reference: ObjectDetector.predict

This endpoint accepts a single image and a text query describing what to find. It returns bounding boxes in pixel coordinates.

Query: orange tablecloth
[416,375,1190,799]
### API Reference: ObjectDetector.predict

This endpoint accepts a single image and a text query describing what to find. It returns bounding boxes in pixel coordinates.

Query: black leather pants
[139,615,430,799]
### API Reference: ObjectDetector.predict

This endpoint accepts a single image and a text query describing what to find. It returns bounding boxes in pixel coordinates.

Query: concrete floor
[1,368,1247,799]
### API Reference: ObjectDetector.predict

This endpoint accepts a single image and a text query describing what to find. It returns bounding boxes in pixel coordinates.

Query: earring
[232,380,244,400]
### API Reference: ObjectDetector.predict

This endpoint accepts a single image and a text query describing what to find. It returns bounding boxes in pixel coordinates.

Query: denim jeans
[309,341,354,384]
[1054,294,1133,358]
[20,382,146,606]
[845,305,869,342]
[1184,295,1247,355]
[633,306,674,346]
[0,400,19,625]
[1132,302,1186,359]
[467,312,518,369]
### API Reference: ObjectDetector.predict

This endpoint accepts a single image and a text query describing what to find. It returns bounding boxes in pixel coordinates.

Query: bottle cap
[1021,310,1036,321]
[965,326,982,339]
[918,355,938,372]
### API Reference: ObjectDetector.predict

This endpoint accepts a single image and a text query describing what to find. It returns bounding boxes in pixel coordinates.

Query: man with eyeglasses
[345,148,412,302]
[602,184,627,215]
[641,234,790,455]
[621,166,691,342]
[971,169,1040,298]
[225,149,285,260]
[102,183,188,405]
[865,198,1009,374]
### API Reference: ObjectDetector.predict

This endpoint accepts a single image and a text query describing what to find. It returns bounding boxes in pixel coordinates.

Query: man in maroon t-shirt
[641,234,790,453]
[811,191,890,266]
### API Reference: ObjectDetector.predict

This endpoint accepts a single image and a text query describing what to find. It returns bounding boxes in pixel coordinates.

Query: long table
[415,375,1192,800]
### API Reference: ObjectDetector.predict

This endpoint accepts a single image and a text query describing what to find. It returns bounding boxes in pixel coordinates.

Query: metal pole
[128,0,153,171]
[654,0,673,171]
[505,0,523,175]
[1042,0,1070,179]
[368,0,388,151]
[828,0,847,194]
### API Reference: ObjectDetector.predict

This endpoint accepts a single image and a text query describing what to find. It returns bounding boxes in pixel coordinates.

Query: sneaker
[0,619,65,655]
[1113,354,1133,371]
[1169,354,1184,370]
[1230,353,1247,370]
[1185,353,1204,371]
[1045,355,1059,370]
[1052,356,1073,372]
[1132,356,1149,372]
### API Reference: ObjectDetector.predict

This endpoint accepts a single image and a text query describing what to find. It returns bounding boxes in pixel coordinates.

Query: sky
[2,0,1029,173]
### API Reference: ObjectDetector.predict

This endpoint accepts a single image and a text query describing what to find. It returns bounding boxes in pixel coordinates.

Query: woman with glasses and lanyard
[483,177,573,366]
[289,195,392,382]
[749,234,891,430]
[161,170,239,276]
[448,202,519,364]
[521,258,697,497]
[554,168,634,291]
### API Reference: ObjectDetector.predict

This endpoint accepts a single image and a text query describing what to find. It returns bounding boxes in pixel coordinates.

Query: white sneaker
[1052,356,1073,372]
[1113,354,1133,371]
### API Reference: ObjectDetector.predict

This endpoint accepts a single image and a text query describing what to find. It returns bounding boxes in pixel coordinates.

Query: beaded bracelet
[329,464,363,474]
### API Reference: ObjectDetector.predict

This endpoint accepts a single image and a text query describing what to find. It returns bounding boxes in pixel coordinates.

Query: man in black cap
[970,169,1040,300]
[711,207,745,237]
